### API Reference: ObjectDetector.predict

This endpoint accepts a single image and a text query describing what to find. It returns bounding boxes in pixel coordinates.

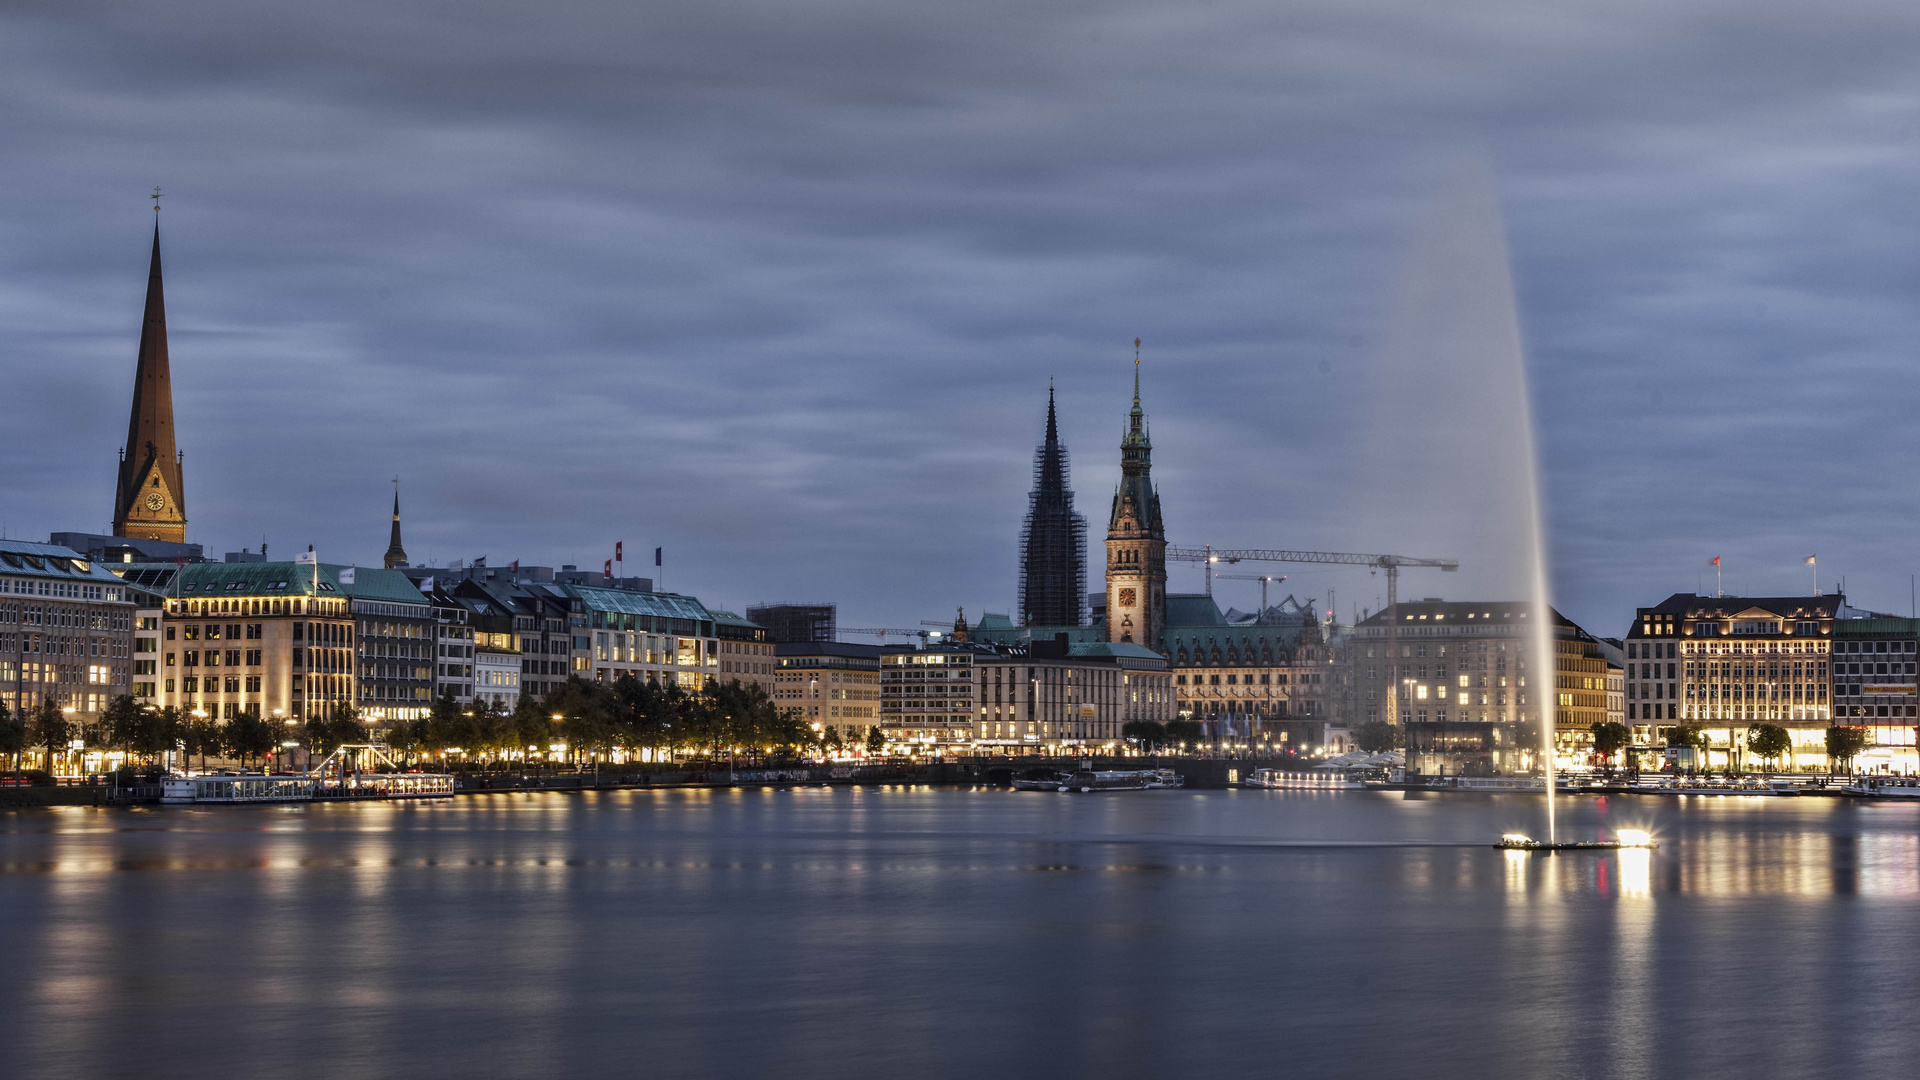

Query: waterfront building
[1828,616,1917,773]
[422,587,477,703]
[566,584,718,691]
[112,225,189,545]
[345,567,435,723]
[1019,385,1088,627]
[1166,595,1342,749]
[150,561,357,721]
[1351,599,1613,776]
[1104,357,1167,652]
[0,540,138,721]
[712,611,776,695]
[462,589,524,711]
[1631,593,1837,770]
[879,637,1172,753]
[881,644,979,749]
[774,642,881,741]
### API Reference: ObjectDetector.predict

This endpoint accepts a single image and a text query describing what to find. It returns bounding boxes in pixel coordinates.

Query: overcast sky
[4,1,1919,636]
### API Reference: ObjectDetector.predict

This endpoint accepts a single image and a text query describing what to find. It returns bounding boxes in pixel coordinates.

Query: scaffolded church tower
[1019,385,1088,627]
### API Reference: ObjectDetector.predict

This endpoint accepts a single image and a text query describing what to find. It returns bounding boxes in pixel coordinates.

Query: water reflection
[0,790,1918,1078]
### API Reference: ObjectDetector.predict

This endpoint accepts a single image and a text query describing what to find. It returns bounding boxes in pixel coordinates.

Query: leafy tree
[1589,721,1631,763]
[385,717,420,765]
[183,712,220,772]
[136,705,183,764]
[0,700,24,770]
[1165,719,1207,749]
[1353,721,1402,754]
[1665,724,1706,751]
[865,725,887,756]
[100,695,145,758]
[26,697,71,773]
[1121,720,1167,751]
[226,708,278,769]
[1825,725,1871,774]
[1746,723,1793,772]
[327,701,365,748]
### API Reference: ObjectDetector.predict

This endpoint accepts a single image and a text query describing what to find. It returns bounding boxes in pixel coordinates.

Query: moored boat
[1061,770,1153,792]
[1243,768,1359,790]
[1842,777,1920,799]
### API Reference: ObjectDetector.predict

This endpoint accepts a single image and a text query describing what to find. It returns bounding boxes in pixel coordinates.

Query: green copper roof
[160,560,422,604]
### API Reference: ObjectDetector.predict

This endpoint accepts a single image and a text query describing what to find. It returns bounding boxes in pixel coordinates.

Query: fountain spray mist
[1343,161,1553,839]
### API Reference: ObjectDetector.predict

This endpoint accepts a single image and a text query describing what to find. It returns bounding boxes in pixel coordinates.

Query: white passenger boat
[163,774,315,804]
[1843,777,1920,799]
[1632,776,1799,796]
[1145,769,1185,789]
[1243,768,1359,790]
[1423,776,1545,792]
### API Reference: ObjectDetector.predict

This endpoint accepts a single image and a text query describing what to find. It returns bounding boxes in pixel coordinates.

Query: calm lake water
[1,787,1916,1079]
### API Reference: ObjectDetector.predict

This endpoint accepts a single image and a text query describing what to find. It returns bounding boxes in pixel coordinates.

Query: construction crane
[1212,573,1287,617]
[1168,545,1460,726]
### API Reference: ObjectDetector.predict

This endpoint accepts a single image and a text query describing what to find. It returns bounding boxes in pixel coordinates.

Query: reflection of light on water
[1613,849,1655,1077]
[1504,848,1528,894]
[1618,848,1651,898]
[1859,832,1920,897]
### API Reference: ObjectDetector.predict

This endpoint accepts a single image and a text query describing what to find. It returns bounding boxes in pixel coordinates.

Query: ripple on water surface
[0,788,1915,1080]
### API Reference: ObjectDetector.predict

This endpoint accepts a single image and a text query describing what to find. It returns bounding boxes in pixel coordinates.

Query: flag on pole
[654,547,662,567]
[616,541,623,562]
[296,550,318,566]
[339,567,356,585]
[1805,555,1816,565]
[1711,556,1720,566]
[418,576,435,592]
[510,560,519,573]
[604,559,613,579]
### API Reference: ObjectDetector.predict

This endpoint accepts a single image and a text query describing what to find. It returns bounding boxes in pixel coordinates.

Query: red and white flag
[616,541,623,562]
[604,559,613,579]
[1711,556,1720,566]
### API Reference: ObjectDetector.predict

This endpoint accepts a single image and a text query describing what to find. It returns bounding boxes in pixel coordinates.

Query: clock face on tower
[1118,588,1136,606]
[145,491,165,512]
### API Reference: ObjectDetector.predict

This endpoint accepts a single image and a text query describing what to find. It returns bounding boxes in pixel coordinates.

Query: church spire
[113,218,187,543]
[384,480,409,568]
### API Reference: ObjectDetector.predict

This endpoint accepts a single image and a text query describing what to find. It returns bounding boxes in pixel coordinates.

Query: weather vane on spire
[1134,337,1141,367]
[151,186,162,214]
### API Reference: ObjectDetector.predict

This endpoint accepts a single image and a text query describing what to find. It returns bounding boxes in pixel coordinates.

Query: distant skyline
[5,2,1920,635]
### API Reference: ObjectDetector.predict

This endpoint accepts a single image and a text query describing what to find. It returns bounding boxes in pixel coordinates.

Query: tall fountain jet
[1344,161,1557,841]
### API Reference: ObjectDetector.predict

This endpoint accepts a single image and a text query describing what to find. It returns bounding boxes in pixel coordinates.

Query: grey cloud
[4,1,1920,631]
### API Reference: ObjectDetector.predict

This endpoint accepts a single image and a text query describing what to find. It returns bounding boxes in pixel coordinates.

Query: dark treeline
[386,676,809,766]
[0,677,810,775]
